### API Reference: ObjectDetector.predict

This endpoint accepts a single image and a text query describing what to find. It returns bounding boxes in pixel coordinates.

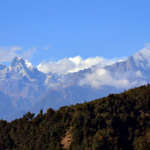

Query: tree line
[1,85,150,150]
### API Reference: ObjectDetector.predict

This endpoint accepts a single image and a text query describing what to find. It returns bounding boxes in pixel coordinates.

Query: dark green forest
[1,85,150,150]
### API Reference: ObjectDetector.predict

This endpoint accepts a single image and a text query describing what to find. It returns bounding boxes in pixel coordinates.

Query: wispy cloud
[0,46,22,62]
[0,46,37,63]
[22,47,37,60]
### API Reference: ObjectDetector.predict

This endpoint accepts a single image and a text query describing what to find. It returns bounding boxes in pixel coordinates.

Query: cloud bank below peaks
[78,68,145,89]
[37,56,124,74]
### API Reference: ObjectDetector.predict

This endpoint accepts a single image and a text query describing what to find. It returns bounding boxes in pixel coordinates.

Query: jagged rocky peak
[11,57,26,67]
[10,57,33,71]
[8,57,46,82]
[8,57,34,79]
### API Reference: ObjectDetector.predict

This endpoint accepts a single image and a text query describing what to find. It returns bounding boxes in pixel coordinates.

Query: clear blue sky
[0,0,150,65]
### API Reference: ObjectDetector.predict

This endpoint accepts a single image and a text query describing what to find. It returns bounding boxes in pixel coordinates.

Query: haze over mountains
[0,49,150,120]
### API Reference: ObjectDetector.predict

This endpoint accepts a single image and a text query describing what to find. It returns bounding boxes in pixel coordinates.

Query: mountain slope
[1,85,150,150]
[0,57,47,119]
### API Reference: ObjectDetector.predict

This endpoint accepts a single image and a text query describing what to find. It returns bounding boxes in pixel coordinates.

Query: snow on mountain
[133,48,150,67]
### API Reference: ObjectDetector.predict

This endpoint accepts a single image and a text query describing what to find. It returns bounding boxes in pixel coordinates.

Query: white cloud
[136,70,143,78]
[78,67,147,89]
[0,46,37,63]
[79,68,132,89]
[37,56,124,74]
[0,46,22,62]
[38,58,75,74]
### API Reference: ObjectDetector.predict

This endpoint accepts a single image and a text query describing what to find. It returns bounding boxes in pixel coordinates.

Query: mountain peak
[129,48,150,68]
[14,56,23,61]
[10,57,33,78]
[11,57,33,70]
[11,57,25,67]
[133,48,150,61]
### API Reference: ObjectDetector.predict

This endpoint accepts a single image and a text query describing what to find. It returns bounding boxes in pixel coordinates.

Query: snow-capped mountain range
[0,49,150,120]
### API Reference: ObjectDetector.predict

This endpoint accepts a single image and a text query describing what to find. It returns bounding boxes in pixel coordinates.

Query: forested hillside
[1,85,150,150]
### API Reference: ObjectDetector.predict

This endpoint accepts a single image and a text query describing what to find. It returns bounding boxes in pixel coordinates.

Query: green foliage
[1,85,150,149]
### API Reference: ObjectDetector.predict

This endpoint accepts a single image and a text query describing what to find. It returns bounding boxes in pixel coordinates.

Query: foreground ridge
[1,84,150,150]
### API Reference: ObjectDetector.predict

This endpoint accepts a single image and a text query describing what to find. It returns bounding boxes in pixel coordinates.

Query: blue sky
[0,0,150,65]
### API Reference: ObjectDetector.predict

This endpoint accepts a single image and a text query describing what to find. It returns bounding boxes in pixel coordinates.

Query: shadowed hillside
[1,85,150,150]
